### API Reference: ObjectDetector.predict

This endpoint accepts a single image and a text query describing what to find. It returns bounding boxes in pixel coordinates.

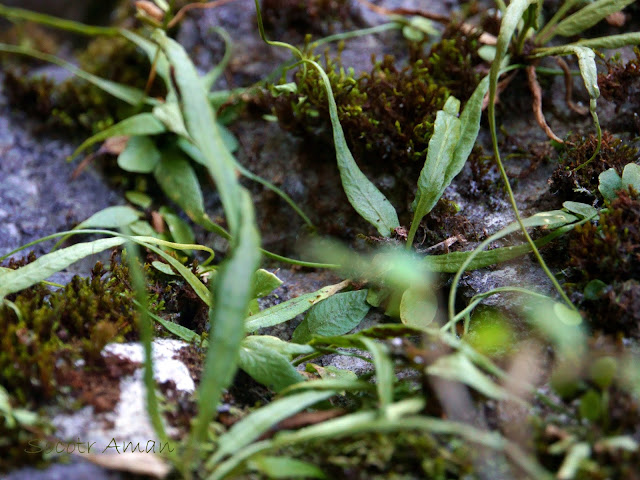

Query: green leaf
[151,260,178,276]
[452,75,490,177]
[563,201,597,220]
[238,337,305,392]
[77,206,141,230]
[589,356,618,390]
[146,307,201,343]
[125,191,153,209]
[191,191,261,448]
[0,237,125,300]
[245,281,349,332]
[554,0,636,37]
[118,136,162,173]
[207,390,334,467]
[526,299,586,359]
[154,149,207,223]
[557,442,591,480]
[427,352,512,401]
[571,32,640,50]
[427,210,579,273]
[408,96,461,246]
[246,335,314,357]
[583,279,607,300]
[248,456,326,479]
[399,287,437,329]
[621,163,640,192]
[120,29,170,84]
[154,30,243,235]
[159,208,195,247]
[490,0,537,106]
[177,137,314,229]
[554,302,583,326]
[71,113,166,160]
[579,389,603,422]
[251,269,283,298]
[152,102,190,138]
[360,338,394,408]
[0,42,147,106]
[292,290,370,344]
[598,168,622,201]
[0,4,119,37]
[306,59,399,236]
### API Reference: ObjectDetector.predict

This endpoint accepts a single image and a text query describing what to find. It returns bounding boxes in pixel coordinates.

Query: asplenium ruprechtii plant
[0,3,322,268]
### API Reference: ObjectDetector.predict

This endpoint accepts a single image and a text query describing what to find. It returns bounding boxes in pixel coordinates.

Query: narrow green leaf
[77,206,141,230]
[238,338,305,392]
[563,201,597,220]
[248,456,326,479]
[71,113,166,159]
[191,191,261,446]
[306,59,399,236]
[0,237,125,300]
[360,338,394,408]
[207,390,334,468]
[119,29,170,84]
[154,30,242,235]
[245,336,314,357]
[154,149,206,221]
[202,27,233,91]
[152,102,190,138]
[408,96,461,246]
[292,290,370,344]
[144,303,202,343]
[427,353,512,401]
[557,442,591,480]
[125,191,153,209]
[177,137,314,229]
[245,281,349,332]
[554,0,636,37]
[118,136,162,173]
[451,76,490,177]
[159,207,196,247]
[0,43,147,106]
[425,212,580,273]
[598,168,622,201]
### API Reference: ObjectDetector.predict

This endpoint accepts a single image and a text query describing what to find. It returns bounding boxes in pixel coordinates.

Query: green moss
[0,255,140,405]
[549,131,639,204]
[268,28,482,170]
[566,190,640,334]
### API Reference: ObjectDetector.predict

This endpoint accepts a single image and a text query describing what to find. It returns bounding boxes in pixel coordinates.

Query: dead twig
[167,0,239,29]
[527,65,563,144]
[555,56,588,116]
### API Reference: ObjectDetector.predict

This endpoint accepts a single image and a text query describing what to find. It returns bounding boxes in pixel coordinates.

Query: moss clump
[4,35,163,134]
[566,190,640,333]
[267,28,482,171]
[598,48,640,110]
[549,131,639,204]
[0,256,144,406]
